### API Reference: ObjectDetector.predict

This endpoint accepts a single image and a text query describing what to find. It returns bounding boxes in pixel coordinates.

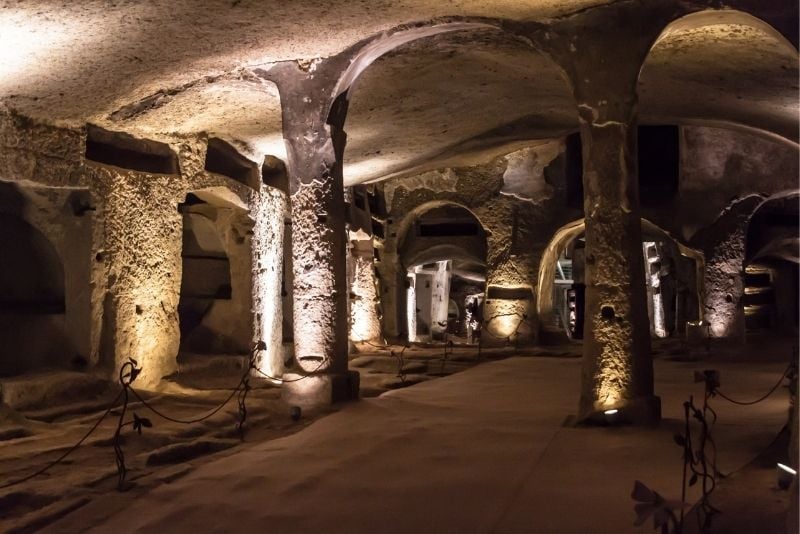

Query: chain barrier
[0,390,123,491]
[391,344,409,383]
[667,350,796,533]
[712,360,794,406]
[354,338,413,383]
[2,341,328,492]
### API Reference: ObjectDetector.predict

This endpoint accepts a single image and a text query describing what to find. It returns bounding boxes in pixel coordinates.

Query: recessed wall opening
[178,192,253,354]
[744,194,799,334]
[405,258,486,345]
[205,138,260,190]
[0,182,78,377]
[638,125,679,206]
[550,238,586,340]
[85,125,180,174]
[262,155,289,194]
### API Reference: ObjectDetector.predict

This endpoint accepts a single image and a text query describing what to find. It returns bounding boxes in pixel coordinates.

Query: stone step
[0,371,114,412]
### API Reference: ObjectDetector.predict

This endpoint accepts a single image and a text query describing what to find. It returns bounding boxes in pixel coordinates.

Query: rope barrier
[0,390,123,490]
[713,362,793,406]
[250,358,328,382]
[391,344,409,383]
[2,340,330,491]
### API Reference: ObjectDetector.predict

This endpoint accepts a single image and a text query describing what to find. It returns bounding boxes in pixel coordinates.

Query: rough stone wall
[679,126,798,240]
[290,179,349,374]
[251,188,288,379]
[0,110,286,388]
[349,240,381,343]
[93,166,184,387]
[690,195,762,338]
[380,142,571,345]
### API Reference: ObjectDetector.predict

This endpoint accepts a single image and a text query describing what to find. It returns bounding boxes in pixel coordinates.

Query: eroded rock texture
[380,144,568,345]
[290,180,349,374]
[251,188,288,378]
[577,122,653,419]
[349,241,382,344]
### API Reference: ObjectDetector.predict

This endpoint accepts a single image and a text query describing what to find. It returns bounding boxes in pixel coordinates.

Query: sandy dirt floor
[0,336,790,533]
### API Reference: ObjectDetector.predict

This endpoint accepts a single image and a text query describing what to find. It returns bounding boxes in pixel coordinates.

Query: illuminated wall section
[96,170,182,388]
[349,242,381,343]
[406,273,417,343]
[251,187,288,381]
[429,260,452,338]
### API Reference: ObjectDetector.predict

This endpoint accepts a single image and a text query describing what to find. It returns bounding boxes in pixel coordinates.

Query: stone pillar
[430,260,452,339]
[483,204,538,346]
[533,0,673,424]
[97,170,181,388]
[349,238,382,343]
[276,72,358,407]
[405,271,417,342]
[251,188,288,380]
[282,175,358,405]
[691,196,761,340]
[376,247,405,341]
[577,119,657,423]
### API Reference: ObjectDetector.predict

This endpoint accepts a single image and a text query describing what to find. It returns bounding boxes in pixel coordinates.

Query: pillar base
[578,395,661,426]
[281,370,360,408]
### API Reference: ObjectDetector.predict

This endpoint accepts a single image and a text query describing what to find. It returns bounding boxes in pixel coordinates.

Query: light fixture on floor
[777,462,797,490]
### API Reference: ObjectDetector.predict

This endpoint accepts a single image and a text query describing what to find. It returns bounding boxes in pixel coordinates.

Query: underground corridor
[0,2,798,533]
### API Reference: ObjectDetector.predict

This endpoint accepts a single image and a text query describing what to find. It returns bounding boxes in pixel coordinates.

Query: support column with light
[274,67,359,408]
[577,116,658,423]
[97,171,182,388]
[541,3,674,424]
[349,237,382,344]
[692,195,761,340]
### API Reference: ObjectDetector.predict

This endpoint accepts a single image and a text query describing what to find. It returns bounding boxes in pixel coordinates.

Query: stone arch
[638,9,799,144]
[330,20,498,107]
[395,199,488,254]
[327,19,577,186]
[652,10,796,55]
[691,189,799,338]
[537,217,704,338]
[394,200,488,343]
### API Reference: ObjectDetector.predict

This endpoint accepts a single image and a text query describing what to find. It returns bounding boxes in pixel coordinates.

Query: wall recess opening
[205,138,259,190]
[262,155,289,194]
[85,125,180,174]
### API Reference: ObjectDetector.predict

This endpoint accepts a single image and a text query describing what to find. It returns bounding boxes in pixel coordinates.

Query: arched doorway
[399,204,487,344]
[538,218,703,341]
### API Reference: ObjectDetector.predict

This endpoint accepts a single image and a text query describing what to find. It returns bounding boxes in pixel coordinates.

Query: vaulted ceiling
[0,1,796,185]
